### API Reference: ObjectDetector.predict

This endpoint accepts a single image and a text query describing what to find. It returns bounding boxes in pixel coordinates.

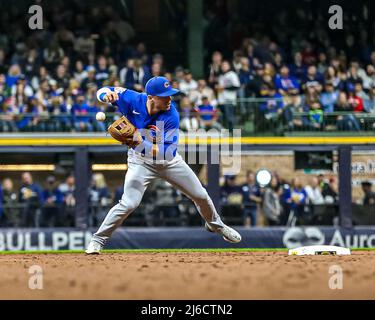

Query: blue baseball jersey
[101,87,180,159]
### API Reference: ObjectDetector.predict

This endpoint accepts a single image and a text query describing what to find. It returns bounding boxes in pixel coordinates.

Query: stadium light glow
[92,164,128,171]
[256,169,272,187]
[0,164,55,171]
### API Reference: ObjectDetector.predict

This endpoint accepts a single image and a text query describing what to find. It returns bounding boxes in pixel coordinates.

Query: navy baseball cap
[145,76,179,97]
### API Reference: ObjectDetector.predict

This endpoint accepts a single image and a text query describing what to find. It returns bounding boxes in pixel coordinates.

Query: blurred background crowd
[1,170,374,228]
[1,0,375,228]
[1,1,375,133]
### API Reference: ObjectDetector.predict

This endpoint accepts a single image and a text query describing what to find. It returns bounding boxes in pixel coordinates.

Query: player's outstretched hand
[103,91,119,103]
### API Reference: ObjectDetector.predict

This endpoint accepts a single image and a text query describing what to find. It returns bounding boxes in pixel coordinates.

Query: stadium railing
[1,201,374,228]
[2,98,375,135]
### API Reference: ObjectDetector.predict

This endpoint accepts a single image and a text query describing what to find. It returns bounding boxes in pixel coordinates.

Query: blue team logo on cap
[145,76,179,97]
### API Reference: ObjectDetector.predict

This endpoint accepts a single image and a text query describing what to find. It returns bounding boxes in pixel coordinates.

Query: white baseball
[96,112,106,121]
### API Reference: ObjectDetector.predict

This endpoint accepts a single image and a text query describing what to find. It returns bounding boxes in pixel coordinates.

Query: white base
[288,245,351,256]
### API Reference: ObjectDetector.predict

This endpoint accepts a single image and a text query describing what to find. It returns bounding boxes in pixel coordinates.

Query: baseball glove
[108,116,142,148]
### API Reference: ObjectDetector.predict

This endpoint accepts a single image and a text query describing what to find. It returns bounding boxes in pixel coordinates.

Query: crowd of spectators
[220,171,375,227]
[2,3,375,133]
[1,170,374,228]
[0,172,77,227]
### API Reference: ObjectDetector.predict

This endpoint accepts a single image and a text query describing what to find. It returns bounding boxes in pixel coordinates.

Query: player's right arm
[96,87,127,104]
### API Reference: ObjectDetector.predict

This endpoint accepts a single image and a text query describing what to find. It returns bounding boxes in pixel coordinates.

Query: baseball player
[85,76,241,254]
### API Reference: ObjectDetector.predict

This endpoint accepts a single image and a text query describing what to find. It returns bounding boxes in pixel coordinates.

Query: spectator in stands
[73,60,88,86]
[324,66,340,89]
[347,64,363,89]
[195,96,221,130]
[307,101,324,131]
[41,176,64,227]
[301,43,317,66]
[150,62,162,78]
[43,40,65,71]
[179,96,199,131]
[18,172,42,227]
[232,50,243,73]
[221,175,242,205]
[12,74,33,98]
[362,64,375,90]
[134,42,151,66]
[317,52,328,75]
[336,69,350,92]
[320,81,338,113]
[277,177,292,225]
[54,64,70,91]
[80,66,97,92]
[259,84,284,131]
[283,90,306,131]
[361,181,375,205]
[35,79,50,110]
[274,65,299,95]
[334,91,360,131]
[179,70,198,96]
[289,52,306,84]
[208,51,223,87]
[244,41,256,70]
[247,64,265,97]
[0,73,11,101]
[220,175,243,223]
[89,173,111,226]
[287,177,308,225]
[0,49,7,75]
[347,85,364,114]
[71,94,93,132]
[59,174,76,227]
[22,48,40,79]
[216,60,240,131]
[302,65,323,92]
[31,66,51,91]
[322,176,339,204]
[121,58,151,92]
[237,57,252,98]
[364,83,375,113]
[174,66,185,83]
[0,73,16,132]
[241,171,262,227]
[0,178,19,227]
[353,82,368,107]
[94,55,109,87]
[47,95,70,131]
[305,176,325,205]
[17,96,44,132]
[6,64,22,87]
[189,79,217,107]
[262,176,282,226]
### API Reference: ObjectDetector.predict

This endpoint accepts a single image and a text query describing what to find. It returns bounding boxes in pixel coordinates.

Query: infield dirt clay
[1,250,374,299]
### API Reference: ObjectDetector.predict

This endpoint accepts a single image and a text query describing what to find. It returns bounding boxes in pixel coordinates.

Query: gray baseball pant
[91,153,225,245]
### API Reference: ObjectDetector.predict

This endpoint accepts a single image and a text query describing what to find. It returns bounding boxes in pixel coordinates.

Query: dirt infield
[1,250,375,299]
